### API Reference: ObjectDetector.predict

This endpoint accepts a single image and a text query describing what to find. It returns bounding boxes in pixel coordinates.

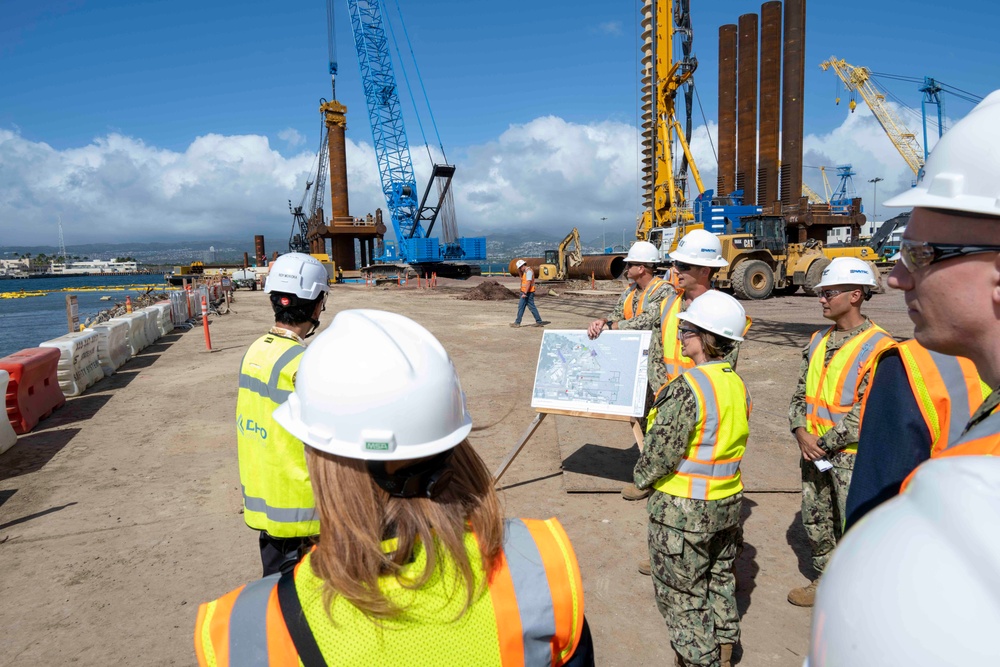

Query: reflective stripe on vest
[805,324,894,453]
[623,277,666,320]
[900,404,1000,492]
[659,293,695,382]
[893,341,989,454]
[653,362,750,500]
[236,333,318,538]
[520,269,535,293]
[194,518,585,667]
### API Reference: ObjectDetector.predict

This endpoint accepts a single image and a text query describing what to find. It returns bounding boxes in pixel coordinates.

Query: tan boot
[787,578,819,607]
[621,482,651,500]
[720,643,735,667]
[638,559,651,576]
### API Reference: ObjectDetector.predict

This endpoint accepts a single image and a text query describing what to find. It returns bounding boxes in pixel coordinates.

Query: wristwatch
[604,320,613,330]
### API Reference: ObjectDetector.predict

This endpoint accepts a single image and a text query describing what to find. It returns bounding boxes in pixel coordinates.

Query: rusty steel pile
[505,255,626,281]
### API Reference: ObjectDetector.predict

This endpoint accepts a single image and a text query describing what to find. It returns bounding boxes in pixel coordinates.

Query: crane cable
[326,0,338,95]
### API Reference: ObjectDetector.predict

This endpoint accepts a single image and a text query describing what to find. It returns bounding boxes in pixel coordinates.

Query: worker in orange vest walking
[786,257,894,607]
[196,310,592,667]
[807,90,1000,666]
[511,260,549,328]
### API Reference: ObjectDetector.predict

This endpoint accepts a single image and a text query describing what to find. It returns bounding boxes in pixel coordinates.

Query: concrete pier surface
[0,279,914,666]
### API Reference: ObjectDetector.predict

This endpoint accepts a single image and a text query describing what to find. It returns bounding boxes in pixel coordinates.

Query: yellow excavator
[537,228,583,281]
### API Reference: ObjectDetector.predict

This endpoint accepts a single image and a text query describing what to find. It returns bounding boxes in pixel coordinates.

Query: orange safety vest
[622,277,667,320]
[861,340,989,456]
[900,401,1000,492]
[804,323,895,454]
[194,518,585,667]
[659,292,696,382]
[520,268,536,293]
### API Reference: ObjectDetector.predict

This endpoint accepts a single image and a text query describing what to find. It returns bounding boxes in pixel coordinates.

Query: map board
[530,330,651,418]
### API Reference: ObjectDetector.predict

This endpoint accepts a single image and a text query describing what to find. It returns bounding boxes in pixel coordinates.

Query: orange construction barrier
[1,347,66,435]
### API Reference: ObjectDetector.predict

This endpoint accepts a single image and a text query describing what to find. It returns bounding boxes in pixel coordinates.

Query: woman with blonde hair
[196,309,592,666]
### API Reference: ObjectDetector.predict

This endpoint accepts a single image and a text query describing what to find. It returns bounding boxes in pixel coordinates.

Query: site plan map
[531,330,651,417]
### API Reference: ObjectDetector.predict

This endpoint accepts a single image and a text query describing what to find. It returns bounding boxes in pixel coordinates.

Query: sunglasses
[899,239,1000,272]
[816,289,853,301]
[674,261,694,271]
[677,326,700,338]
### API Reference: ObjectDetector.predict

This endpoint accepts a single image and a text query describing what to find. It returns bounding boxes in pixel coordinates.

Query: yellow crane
[635,0,706,241]
[820,57,924,176]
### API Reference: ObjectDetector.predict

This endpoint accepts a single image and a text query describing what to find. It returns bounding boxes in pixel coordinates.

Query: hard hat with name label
[668,229,729,268]
[624,241,660,265]
[264,253,330,300]
[806,456,1000,666]
[676,290,747,342]
[814,256,878,289]
[884,89,1000,217]
[273,309,472,461]
[515,259,526,269]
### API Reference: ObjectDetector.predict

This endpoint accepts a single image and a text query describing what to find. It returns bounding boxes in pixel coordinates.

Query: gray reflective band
[807,403,843,425]
[228,573,281,666]
[243,486,318,524]
[929,350,974,445]
[676,458,742,478]
[837,332,891,405]
[806,329,828,362]
[503,518,557,666]
[690,477,708,500]
[949,410,1000,448]
[685,367,721,461]
[238,344,301,404]
[660,293,680,325]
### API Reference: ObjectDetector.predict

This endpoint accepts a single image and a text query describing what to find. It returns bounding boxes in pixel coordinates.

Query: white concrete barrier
[139,308,160,346]
[0,370,17,455]
[109,312,151,357]
[39,330,105,397]
[151,302,175,336]
[169,292,188,324]
[86,320,130,377]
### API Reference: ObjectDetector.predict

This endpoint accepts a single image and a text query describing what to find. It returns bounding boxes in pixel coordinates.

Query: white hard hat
[273,309,472,461]
[814,257,877,289]
[515,259,526,269]
[807,456,1000,667]
[624,241,660,265]
[884,90,1000,217]
[668,229,729,268]
[676,290,747,342]
[264,253,330,300]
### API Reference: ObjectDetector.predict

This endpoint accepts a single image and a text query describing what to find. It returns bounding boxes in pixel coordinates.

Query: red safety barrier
[1,347,66,435]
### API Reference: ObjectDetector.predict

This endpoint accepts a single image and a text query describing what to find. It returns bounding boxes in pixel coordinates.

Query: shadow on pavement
[735,498,760,618]
[0,428,80,483]
[0,501,78,531]
[786,509,817,580]
[561,442,637,484]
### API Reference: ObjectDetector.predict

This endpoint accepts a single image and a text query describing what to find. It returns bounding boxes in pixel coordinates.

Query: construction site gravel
[0,276,915,666]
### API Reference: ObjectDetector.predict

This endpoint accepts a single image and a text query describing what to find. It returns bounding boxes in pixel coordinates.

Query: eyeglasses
[817,289,850,301]
[677,326,699,338]
[674,261,693,271]
[899,239,1000,272]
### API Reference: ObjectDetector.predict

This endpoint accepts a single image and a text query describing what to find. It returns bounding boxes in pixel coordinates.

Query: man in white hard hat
[786,257,895,607]
[511,259,549,328]
[236,252,330,576]
[807,91,1000,666]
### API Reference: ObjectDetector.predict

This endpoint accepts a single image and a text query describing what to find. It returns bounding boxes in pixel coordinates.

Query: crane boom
[820,57,924,176]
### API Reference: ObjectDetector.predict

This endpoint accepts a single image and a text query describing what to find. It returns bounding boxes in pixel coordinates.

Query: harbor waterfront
[0,274,172,359]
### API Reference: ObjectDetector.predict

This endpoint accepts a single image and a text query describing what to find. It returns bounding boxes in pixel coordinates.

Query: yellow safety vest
[659,292,696,382]
[805,324,894,454]
[236,332,318,538]
[195,518,585,667]
[653,362,751,500]
[622,277,666,320]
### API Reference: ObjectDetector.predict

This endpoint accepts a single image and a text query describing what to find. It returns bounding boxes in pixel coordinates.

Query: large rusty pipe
[736,13,759,206]
[508,255,627,281]
[780,0,806,208]
[254,235,266,266]
[757,1,782,210]
[323,100,350,218]
[717,25,738,197]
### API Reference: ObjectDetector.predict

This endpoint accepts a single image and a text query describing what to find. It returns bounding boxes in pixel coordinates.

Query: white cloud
[277,127,305,148]
[0,105,933,247]
[597,21,623,36]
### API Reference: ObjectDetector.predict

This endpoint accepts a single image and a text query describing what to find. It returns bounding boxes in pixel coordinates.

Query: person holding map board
[633,291,751,667]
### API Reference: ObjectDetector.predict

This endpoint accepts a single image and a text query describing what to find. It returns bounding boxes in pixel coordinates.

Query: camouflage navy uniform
[607,279,677,394]
[635,374,742,667]
[788,318,881,574]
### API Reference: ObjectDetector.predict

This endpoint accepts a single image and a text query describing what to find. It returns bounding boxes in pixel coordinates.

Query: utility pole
[868,177,883,234]
[600,217,608,251]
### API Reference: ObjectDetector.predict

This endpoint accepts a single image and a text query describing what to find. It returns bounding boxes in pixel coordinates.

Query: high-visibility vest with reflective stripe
[805,324,894,454]
[900,402,1000,492]
[622,277,666,320]
[236,332,318,538]
[862,340,989,455]
[660,292,695,382]
[194,517,585,667]
[520,269,536,293]
[653,362,751,501]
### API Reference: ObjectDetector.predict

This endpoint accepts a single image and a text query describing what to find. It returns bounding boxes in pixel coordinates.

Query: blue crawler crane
[343,0,486,276]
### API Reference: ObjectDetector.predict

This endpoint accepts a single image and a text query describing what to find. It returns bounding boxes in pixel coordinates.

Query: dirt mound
[458,280,518,301]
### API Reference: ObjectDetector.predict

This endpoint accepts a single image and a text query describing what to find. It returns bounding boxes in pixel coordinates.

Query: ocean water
[0,275,171,359]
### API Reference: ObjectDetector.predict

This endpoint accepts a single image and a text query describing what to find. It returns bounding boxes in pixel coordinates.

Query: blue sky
[2,0,998,246]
